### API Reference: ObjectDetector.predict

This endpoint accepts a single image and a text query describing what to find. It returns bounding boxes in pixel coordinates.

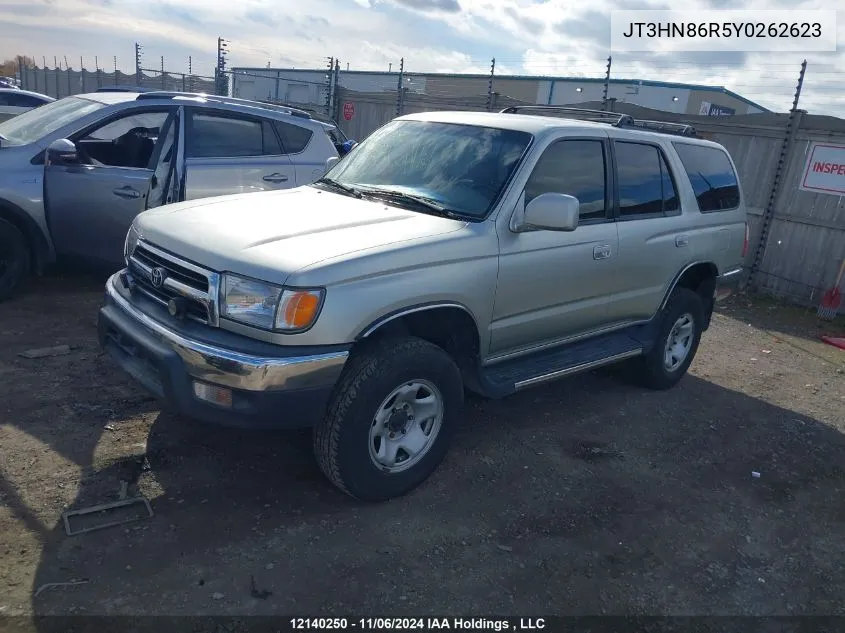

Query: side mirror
[325,156,340,171]
[46,138,79,166]
[520,193,580,232]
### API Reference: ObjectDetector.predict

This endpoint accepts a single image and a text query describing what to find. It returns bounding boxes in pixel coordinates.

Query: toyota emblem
[150,267,167,288]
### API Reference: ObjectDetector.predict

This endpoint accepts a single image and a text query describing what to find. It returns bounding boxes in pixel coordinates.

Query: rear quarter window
[275,121,313,154]
[672,142,741,212]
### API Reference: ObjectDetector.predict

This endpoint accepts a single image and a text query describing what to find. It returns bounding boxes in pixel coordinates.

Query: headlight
[124,225,139,263]
[220,273,324,332]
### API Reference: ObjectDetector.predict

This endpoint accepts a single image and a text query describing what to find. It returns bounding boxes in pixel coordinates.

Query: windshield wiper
[314,177,362,198]
[357,187,466,220]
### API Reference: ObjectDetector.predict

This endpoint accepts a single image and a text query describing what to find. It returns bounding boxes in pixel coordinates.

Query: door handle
[113,186,141,199]
[593,244,612,260]
[675,234,690,248]
[263,173,289,183]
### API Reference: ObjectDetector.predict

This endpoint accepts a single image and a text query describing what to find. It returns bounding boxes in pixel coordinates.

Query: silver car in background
[0,90,340,299]
[0,88,54,123]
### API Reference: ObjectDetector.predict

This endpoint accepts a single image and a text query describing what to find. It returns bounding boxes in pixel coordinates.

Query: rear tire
[0,217,31,301]
[631,287,704,390]
[313,336,463,502]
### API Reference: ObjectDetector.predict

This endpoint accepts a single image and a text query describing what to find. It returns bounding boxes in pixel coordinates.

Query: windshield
[0,96,105,146]
[320,120,532,219]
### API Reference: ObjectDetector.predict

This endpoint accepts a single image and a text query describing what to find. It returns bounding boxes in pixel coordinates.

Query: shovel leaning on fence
[818,258,845,321]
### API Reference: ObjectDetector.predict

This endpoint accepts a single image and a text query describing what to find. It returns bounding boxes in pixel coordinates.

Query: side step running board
[514,348,642,390]
[470,326,655,399]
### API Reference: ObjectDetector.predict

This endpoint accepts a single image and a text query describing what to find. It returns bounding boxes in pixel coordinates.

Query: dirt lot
[1,270,844,621]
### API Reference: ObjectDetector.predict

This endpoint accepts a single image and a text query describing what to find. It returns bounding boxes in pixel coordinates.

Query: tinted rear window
[673,143,740,212]
[275,121,313,154]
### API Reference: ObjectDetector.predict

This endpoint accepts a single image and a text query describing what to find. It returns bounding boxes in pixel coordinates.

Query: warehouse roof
[231,67,769,112]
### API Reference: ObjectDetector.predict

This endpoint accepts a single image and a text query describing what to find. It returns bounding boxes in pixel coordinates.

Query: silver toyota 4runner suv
[98,107,747,502]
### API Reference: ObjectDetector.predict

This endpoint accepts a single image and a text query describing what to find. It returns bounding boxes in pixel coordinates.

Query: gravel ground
[1,271,844,624]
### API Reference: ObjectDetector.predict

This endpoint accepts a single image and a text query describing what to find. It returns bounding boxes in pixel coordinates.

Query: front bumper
[715,266,745,302]
[97,272,350,429]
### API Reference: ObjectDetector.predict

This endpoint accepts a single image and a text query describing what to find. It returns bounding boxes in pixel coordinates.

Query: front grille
[128,241,219,325]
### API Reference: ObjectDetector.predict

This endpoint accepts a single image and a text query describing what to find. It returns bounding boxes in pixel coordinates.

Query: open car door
[44,106,181,267]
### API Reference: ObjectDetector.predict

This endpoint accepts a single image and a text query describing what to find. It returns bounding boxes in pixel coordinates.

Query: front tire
[633,287,704,390]
[313,336,464,502]
[0,217,31,301]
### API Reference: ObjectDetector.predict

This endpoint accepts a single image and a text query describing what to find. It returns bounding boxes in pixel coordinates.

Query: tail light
[741,222,749,258]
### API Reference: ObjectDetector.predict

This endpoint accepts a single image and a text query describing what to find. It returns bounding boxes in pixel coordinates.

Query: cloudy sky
[0,0,843,115]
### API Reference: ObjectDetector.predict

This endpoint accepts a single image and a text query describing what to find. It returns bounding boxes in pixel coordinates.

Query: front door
[491,137,619,357]
[183,108,296,201]
[44,107,177,266]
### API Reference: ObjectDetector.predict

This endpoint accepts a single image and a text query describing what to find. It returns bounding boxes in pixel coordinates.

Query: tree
[0,56,36,77]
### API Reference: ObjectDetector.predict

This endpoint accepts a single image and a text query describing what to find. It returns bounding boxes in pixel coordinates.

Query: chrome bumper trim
[106,273,348,392]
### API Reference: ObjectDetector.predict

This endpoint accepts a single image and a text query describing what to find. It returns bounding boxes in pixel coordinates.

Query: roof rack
[500,105,634,126]
[135,91,312,119]
[621,119,698,137]
[499,105,698,138]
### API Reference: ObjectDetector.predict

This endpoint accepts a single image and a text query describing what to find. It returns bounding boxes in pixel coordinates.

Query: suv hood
[134,186,467,284]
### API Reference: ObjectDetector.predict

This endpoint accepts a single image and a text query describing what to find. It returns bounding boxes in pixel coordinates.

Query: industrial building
[230,67,768,116]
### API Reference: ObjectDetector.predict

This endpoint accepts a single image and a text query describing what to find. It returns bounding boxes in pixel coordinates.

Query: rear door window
[188,111,282,158]
[672,143,740,212]
[614,141,680,218]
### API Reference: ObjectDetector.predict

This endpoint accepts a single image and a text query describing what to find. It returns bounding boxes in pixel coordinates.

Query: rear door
[275,119,327,185]
[183,108,296,201]
[45,106,177,266]
[608,138,694,325]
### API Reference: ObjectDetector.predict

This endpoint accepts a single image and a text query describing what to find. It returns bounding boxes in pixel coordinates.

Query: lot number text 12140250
[289,617,547,630]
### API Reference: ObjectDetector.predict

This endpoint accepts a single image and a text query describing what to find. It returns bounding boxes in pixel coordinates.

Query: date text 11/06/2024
[289,617,547,631]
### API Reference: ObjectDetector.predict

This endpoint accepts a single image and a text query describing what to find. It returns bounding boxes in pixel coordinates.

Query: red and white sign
[800,142,845,195]
[342,102,355,121]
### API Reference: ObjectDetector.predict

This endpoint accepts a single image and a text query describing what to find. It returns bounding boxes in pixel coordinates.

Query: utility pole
[749,59,808,290]
[161,55,165,90]
[395,57,405,116]
[113,55,118,85]
[324,56,334,115]
[188,56,193,92]
[485,58,495,111]
[216,37,229,96]
[602,56,612,110]
[333,59,340,119]
[134,42,143,86]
